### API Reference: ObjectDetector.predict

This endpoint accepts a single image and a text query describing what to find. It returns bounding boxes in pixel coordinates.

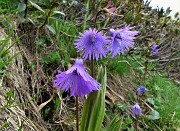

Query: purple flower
[53,59,101,97]
[74,28,109,60]
[132,103,142,115]
[151,44,158,55]
[109,25,138,57]
[137,86,146,94]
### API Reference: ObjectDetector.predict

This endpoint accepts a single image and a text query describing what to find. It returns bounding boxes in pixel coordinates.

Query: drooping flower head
[137,85,146,94]
[109,25,138,57]
[132,103,142,115]
[151,44,158,55]
[74,28,109,60]
[53,59,101,97]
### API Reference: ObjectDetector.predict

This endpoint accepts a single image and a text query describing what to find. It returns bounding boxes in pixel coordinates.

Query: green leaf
[50,51,59,61]
[102,115,122,131]
[46,25,56,35]
[116,103,127,111]
[42,56,50,64]
[1,122,9,129]
[36,39,45,47]
[80,66,106,131]
[0,52,21,69]
[17,3,26,12]
[43,0,50,6]
[28,0,45,13]
[125,117,133,125]
[0,27,14,52]
[147,110,160,120]
[18,16,25,23]
[6,91,13,97]
[0,27,22,78]
[44,107,51,117]
[0,50,9,58]
[147,98,155,105]
[154,84,160,91]
[53,11,65,16]
[121,124,127,129]
[49,16,61,22]
[118,60,131,66]
[128,127,135,131]
[28,18,35,25]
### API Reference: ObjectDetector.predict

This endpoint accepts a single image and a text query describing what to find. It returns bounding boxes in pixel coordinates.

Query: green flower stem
[135,115,139,131]
[91,59,94,77]
[76,96,79,131]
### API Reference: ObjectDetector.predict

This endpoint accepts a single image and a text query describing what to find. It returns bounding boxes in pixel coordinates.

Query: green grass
[47,18,79,65]
[102,53,180,130]
[149,75,180,130]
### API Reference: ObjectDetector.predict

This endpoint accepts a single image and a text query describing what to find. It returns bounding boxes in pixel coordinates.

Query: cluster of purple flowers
[151,44,158,55]
[75,25,138,60]
[53,25,138,97]
[131,86,146,115]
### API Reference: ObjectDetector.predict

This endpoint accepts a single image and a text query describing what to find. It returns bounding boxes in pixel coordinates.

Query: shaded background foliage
[0,0,179,130]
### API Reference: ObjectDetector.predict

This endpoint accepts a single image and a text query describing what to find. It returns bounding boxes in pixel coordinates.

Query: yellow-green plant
[80,66,106,131]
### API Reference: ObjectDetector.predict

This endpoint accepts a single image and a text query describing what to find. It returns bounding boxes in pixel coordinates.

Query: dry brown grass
[0,23,50,131]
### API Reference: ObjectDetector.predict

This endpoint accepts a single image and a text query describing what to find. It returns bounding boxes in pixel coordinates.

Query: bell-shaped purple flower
[137,86,146,94]
[132,103,142,115]
[151,44,158,55]
[109,25,138,57]
[74,28,110,60]
[53,59,101,97]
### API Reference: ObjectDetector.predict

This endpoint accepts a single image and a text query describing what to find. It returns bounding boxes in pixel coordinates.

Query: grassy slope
[0,0,180,130]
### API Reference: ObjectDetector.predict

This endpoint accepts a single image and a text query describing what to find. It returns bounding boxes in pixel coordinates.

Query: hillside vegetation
[0,0,180,131]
